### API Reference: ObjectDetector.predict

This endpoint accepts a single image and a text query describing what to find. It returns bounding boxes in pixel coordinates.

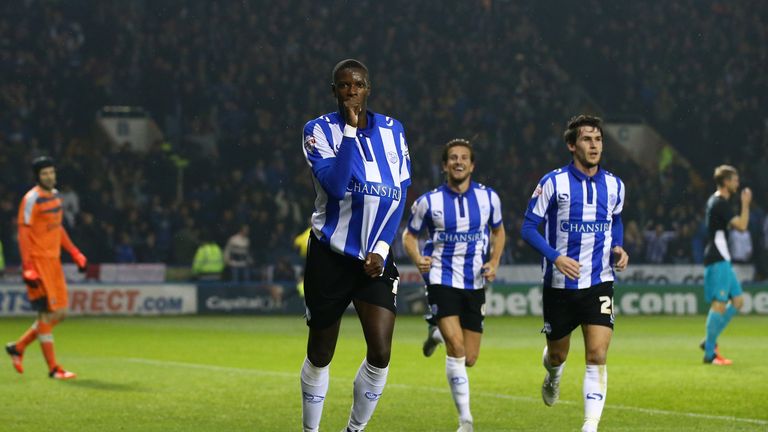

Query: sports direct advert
[0,284,197,316]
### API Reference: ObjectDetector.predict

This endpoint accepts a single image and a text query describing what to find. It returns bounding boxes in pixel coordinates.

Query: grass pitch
[1,314,766,431]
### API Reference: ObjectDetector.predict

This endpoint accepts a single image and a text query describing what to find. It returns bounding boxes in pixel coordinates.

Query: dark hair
[331,58,369,85]
[563,114,603,145]
[713,165,738,187]
[441,138,474,163]
[32,156,55,180]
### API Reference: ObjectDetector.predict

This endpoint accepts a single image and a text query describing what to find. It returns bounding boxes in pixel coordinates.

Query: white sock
[446,356,472,424]
[432,326,445,344]
[347,358,389,431]
[301,357,329,432]
[582,365,607,432]
[543,346,565,381]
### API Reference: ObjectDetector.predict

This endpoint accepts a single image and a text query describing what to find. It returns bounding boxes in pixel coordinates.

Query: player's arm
[483,224,505,282]
[728,187,752,231]
[60,226,87,271]
[303,105,365,201]
[610,214,629,271]
[364,187,409,277]
[401,196,432,274]
[610,180,629,271]
[520,178,580,280]
[483,190,505,282]
[17,196,40,287]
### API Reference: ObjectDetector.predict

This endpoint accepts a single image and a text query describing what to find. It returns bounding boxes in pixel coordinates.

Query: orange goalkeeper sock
[37,321,58,371]
[15,321,40,352]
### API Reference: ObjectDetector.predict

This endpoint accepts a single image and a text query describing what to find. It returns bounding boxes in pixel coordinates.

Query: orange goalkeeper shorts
[27,256,68,311]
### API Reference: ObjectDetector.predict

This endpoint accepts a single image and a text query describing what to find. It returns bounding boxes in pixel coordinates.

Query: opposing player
[403,139,505,432]
[521,115,628,432]
[299,59,410,432]
[6,156,87,380]
[701,165,751,365]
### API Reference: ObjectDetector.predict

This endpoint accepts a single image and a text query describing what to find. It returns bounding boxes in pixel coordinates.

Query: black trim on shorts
[303,233,399,329]
[30,297,50,312]
[541,281,614,340]
[424,284,486,333]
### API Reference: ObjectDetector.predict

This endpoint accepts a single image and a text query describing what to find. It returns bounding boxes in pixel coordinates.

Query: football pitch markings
[125,357,767,427]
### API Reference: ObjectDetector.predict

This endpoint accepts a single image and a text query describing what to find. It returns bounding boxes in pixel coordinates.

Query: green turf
[1,315,766,431]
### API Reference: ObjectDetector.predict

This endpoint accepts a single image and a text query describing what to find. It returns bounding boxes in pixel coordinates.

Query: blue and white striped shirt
[522,163,625,289]
[407,182,503,290]
[303,111,411,261]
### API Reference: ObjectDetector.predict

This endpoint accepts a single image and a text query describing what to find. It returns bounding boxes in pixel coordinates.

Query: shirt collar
[440,181,474,196]
[567,161,603,182]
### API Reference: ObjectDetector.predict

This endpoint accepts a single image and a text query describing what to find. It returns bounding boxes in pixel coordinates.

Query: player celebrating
[701,165,751,365]
[299,59,410,432]
[6,156,87,380]
[521,115,628,432]
[403,139,505,432]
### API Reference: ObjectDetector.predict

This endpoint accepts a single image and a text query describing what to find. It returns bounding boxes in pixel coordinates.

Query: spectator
[224,225,252,283]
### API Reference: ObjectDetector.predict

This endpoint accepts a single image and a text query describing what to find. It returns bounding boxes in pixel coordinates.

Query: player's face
[725,174,740,194]
[443,146,474,184]
[333,68,369,112]
[38,167,56,190]
[568,126,602,169]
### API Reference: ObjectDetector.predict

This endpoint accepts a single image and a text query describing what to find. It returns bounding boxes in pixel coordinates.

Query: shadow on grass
[64,379,146,392]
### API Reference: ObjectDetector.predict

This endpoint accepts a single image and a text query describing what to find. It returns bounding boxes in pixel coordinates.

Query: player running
[521,115,628,432]
[403,138,504,432]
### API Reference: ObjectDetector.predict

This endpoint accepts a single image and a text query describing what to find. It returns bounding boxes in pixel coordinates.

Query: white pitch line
[124,358,768,426]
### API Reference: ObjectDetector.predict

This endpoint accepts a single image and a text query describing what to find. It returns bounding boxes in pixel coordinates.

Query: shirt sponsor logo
[303,135,317,153]
[435,230,484,243]
[346,180,401,200]
[559,220,611,233]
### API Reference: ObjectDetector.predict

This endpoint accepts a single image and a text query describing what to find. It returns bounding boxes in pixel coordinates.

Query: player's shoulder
[472,181,497,194]
[304,112,342,131]
[373,112,404,132]
[539,166,567,184]
[415,188,439,205]
[22,186,41,202]
[601,168,623,183]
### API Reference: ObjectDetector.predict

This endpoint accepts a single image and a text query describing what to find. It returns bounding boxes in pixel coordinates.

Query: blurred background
[0,0,765,292]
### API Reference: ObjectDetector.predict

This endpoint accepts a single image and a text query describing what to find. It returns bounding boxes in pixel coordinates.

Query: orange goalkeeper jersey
[18,185,65,259]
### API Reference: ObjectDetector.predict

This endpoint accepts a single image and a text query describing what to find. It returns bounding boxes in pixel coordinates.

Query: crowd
[0,0,765,280]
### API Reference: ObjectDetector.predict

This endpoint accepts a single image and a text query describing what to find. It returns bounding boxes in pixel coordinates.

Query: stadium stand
[0,1,764,279]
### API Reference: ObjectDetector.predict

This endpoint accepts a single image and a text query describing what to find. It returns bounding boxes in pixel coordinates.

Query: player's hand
[741,187,752,206]
[612,246,629,272]
[364,252,385,277]
[72,251,88,273]
[416,256,432,274]
[482,261,499,282]
[343,99,363,128]
[22,268,41,289]
[554,255,580,280]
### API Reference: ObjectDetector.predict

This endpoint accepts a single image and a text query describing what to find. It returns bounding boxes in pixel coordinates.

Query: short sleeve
[489,189,503,228]
[407,195,429,234]
[526,176,555,219]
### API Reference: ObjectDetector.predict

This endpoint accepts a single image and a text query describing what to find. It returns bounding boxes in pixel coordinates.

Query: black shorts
[424,284,486,333]
[30,297,51,312]
[542,282,614,340]
[303,233,399,329]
